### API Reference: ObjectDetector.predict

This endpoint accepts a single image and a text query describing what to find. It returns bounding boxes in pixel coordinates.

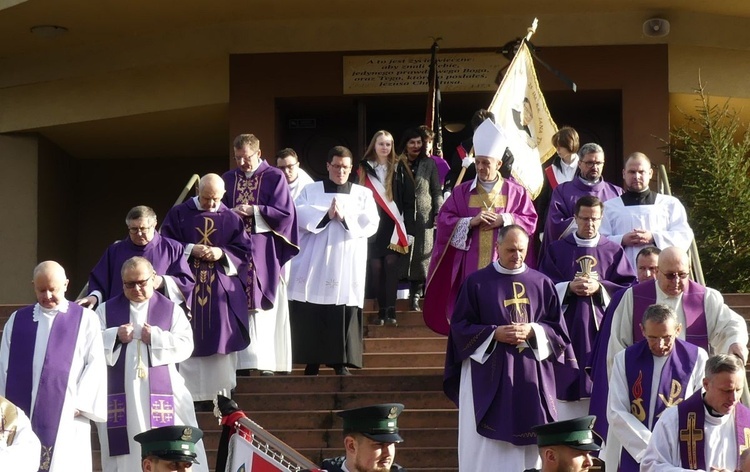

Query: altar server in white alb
[95,257,208,472]
[288,145,379,376]
[599,152,694,268]
[0,261,107,472]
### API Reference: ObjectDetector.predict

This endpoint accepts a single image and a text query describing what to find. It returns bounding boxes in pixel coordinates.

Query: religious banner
[487,41,557,199]
[425,40,444,157]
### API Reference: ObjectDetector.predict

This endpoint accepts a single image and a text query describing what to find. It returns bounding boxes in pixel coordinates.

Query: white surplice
[605,284,747,376]
[95,299,208,472]
[288,181,379,308]
[289,168,315,201]
[640,396,738,472]
[605,347,707,469]
[0,300,107,472]
[0,397,41,472]
[599,193,694,268]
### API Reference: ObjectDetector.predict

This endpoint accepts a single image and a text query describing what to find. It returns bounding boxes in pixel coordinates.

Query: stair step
[363,351,445,368]
[367,325,442,338]
[235,374,443,393]
[364,310,427,326]
[232,391,454,411]
[364,336,447,353]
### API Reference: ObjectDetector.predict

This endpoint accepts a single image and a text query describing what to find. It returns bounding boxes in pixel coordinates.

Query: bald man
[161,174,252,405]
[599,152,694,268]
[0,261,107,472]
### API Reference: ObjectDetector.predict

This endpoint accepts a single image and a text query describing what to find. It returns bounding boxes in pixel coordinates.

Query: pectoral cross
[468,180,507,269]
[197,217,218,245]
[679,412,704,470]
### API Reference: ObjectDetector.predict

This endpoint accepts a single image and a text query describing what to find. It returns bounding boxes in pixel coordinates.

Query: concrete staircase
[4,293,750,471]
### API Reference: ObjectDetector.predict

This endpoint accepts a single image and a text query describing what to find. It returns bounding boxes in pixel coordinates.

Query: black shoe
[304,364,320,376]
[236,369,252,376]
[260,370,275,376]
[334,365,351,376]
[385,306,398,326]
[374,308,386,326]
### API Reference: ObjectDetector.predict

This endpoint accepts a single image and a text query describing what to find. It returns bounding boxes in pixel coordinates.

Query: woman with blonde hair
[358,130,409,325]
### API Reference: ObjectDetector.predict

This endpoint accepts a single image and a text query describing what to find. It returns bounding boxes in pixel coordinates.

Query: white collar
[469,175,501,192]
[573,233,600,247]
[561,153,579,169]
[492,261,527,275]
[35,299,70,319]
[192,196,219,213]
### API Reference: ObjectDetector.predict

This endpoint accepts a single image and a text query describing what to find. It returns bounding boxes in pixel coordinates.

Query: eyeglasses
[123,275,154,289]
[661,272,689,280]
[277,162,298,171]
[235,150,260,163]
[329,164,352,171]
[128,226,154,234]
[581,161,605,167]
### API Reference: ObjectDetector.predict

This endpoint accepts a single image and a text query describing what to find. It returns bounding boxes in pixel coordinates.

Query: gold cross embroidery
[503,282,530,324]
[151,399,175,423]
[196,217,218,245]
[108,398,126,423]
[679,412,704,470]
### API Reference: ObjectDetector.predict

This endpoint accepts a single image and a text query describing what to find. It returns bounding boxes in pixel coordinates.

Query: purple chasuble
[104,292,175,456]
[619,339,700,472]
[424,178,537,335]
[5,303,84,468]
[541,178,622,258]
[222,163,299,310]
[677,390,750,470]
[161,198,251,356]
[632,280,708,351]
[444,265,577,445]
[539,234,636,400]
[89,232,196,308]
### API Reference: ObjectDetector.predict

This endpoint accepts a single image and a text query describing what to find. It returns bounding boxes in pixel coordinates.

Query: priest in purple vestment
[541,143,622,259]
[222,134,299,375]
[444,225,577,471]
[0,261,107,472]
[424,118,537,336]
[539,195,635,419]
[77,205,195,311]
[160,174,252,403]
[606,304,707,472]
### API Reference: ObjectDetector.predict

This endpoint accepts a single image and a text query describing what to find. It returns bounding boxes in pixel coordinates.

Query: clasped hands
[621,228,653,247]
[191,244,223,262]
[232,204,254,217]
[470,210,503,231]
[569,276,600,297]
[494,323,534,345]
[328,197,345,222]
[117,323,152,345]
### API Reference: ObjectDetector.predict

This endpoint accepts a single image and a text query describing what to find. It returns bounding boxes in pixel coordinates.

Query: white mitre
[473,118,509,161]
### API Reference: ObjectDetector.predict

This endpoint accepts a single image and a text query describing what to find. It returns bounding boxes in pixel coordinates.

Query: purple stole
[5,303,84,470]
[105,293,174,456]
[621,339,699,471]
[677,390,750,470]
[632,280,708,351]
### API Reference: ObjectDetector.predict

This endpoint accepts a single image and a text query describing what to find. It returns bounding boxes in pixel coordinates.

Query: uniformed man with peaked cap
[134,425,204,472]
[321,403,407,472]
[523,415,600,472]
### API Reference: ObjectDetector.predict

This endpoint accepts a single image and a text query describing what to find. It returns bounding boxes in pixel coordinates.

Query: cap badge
[388,407,398,419]
[181,427,192,441]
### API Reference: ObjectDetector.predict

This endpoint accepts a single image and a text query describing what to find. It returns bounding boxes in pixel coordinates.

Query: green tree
[668,82,750,292]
